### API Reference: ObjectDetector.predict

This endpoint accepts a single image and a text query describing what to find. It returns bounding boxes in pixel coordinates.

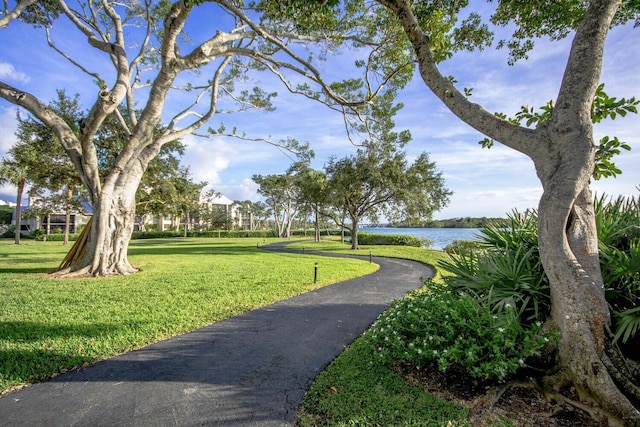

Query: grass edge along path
[0,237,378,395]
[292,239,472,426]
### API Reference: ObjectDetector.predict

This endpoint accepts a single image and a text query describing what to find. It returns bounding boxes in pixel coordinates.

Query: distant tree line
[392,217,510,229]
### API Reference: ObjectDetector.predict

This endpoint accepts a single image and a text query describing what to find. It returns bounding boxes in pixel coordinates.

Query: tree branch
[379,0,537,157]
[0,0,38,28]
[0,81,101,201]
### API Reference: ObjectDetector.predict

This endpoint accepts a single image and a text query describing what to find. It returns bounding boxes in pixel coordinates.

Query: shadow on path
[0,242,433,426]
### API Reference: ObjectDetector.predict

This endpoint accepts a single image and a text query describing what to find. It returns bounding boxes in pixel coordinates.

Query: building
[12,197,92,235]
[136,193,254,232]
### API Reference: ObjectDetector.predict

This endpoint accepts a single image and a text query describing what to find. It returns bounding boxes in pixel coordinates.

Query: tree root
[603,346,640,405]
[50,265,92,278]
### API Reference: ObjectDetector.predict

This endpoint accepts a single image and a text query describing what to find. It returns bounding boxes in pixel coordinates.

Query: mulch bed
[393,362,608,426]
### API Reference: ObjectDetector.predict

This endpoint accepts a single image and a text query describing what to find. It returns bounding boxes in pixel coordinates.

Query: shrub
[595,195,640,344]
[439,195,640,346]
[130,229,277,239]
[38,233,80,242]
[30,229,45,240]
[132,230,183,239]
[439,210,549,324]
[443,239,486,255]
[368,284,557,382]
[2,226,15,238]
[358,232,426,247]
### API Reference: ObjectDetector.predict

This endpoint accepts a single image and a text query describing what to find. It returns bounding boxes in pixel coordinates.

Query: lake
[360,227,483,250]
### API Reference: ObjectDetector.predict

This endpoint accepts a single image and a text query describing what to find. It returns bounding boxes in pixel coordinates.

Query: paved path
[0,242,433,426]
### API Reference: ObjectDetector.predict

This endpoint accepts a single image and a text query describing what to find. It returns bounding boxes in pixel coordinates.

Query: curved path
[0,242,433,426]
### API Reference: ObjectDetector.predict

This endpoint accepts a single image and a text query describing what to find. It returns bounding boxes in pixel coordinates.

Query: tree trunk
[183,212,189,237]
[13,178,24,245]
[382,0,640,422]
[273,209,283,238]
[350,215,359,250]
[535,128,640,424]
[63,186,72,246]
[56,170,142,277]
[314,203,320,243]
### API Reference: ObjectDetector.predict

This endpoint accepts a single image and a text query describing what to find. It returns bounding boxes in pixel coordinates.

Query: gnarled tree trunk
[56,165,144,277]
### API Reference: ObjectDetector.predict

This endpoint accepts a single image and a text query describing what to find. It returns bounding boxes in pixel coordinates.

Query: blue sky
[0,4,638,220]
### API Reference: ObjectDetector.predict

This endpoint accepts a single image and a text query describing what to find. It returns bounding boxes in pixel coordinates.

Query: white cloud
[217,178,260,202]
[181,135,236,186]
[0,62,30,83]
[0,107,19,154]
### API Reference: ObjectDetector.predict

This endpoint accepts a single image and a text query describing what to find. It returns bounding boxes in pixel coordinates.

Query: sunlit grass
[0,237,378,394]
[287,237,452,281]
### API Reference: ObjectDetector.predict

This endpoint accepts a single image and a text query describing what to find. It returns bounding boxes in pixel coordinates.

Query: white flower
[417,349,423,355]
[498,327,505,333]
[505,303,512,308]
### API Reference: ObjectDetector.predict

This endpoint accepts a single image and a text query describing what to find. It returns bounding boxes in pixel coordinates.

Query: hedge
[357,232,424,247]
[132,229,277,239]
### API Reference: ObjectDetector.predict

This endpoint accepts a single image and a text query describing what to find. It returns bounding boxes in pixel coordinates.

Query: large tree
[325,143,450,249]
[376,0,640,423]
[253,171,303,238]
[0,0,408,276]
[14,91,86,245]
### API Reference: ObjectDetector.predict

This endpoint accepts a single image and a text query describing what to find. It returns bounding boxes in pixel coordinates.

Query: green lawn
[0,237,378,394]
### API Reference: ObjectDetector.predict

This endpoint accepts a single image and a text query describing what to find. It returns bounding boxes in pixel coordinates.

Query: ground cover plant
[0,237,378,394]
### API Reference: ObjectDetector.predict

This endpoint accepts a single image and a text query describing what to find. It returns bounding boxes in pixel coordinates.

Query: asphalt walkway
[0,242,434,426]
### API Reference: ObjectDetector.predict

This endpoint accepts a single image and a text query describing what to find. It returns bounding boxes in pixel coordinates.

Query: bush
[2,226,16,238]
[358,232,425,247]
[30,229,45,240]
[443,239,486,255]
[439,195,640,346]
[439,210,549,324]
[40,233,80,242]
[368,284,557,382]
[595,195,640,344]
[130,229,277,239]
[132,230,184,239]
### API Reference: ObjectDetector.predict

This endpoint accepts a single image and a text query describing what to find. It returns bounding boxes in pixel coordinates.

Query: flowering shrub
[368,284,558,381]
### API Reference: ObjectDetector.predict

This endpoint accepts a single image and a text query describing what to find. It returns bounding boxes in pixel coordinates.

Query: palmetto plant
[596,195,640,344]
[440,210,550,324]
[440,197,639,345]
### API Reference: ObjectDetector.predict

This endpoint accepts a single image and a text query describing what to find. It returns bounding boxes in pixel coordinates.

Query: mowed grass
[287,238,451,280]
[0,237,378,394]
[291,238,471,426]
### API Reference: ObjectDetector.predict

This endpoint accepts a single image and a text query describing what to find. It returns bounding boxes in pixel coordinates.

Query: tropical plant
[595,194,640,345]
[440,210,550,324]
[440,195,640,346]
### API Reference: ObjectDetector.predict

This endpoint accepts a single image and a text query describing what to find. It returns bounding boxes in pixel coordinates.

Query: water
[360,227,483,250]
